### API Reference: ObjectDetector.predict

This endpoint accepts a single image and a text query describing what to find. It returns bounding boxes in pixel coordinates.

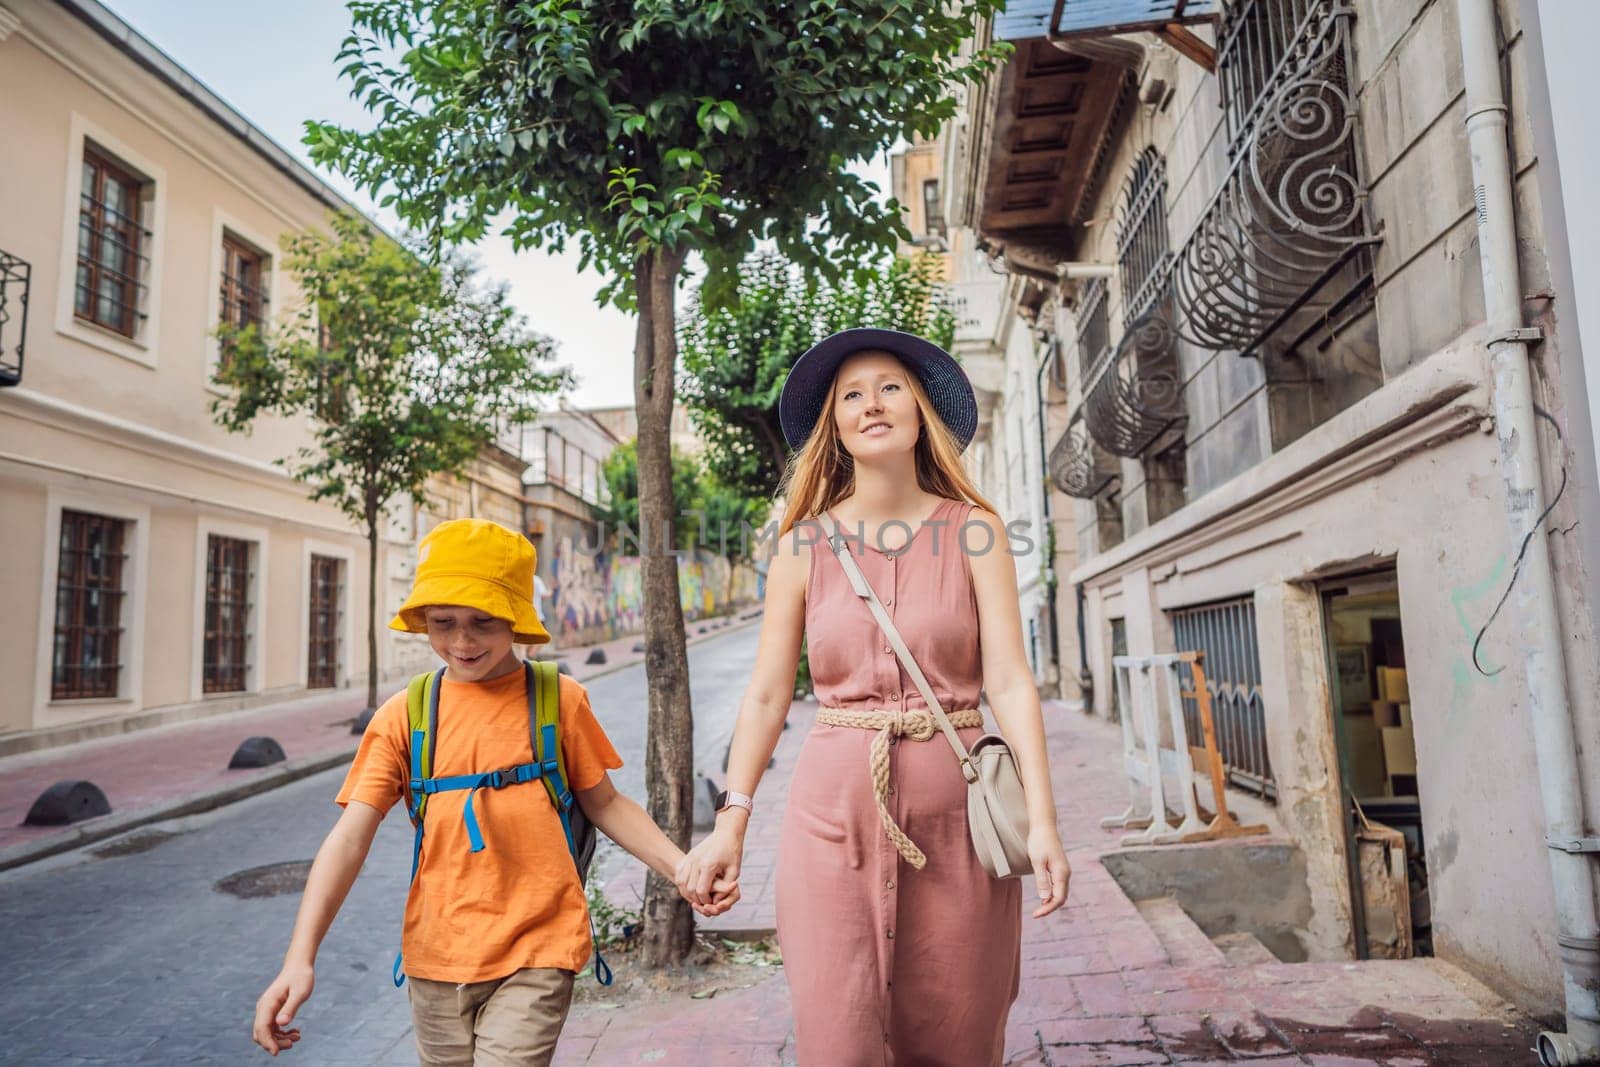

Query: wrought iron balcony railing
[0,250,29,387]
[1082,292,1186,458]
[1049,408,1121,499]
[1169,0,1379,355]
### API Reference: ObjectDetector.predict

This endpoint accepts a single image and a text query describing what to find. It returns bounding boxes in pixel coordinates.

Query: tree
[592,439,703,553]
[307,0,1008,964]
[679,251,957,502]
[211,213,570,721]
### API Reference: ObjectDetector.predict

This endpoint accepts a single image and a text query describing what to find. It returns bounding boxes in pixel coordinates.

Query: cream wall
[0,1,387,744]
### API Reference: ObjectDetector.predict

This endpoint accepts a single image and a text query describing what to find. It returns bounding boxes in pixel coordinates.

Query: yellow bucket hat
[390,518,551,645]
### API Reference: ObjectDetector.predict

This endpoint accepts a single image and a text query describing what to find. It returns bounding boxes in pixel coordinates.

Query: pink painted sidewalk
[571,700,1542,1066]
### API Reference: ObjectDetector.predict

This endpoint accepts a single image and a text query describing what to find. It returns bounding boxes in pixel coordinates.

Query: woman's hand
[676,820,746,909]
[1027,824,1071,919]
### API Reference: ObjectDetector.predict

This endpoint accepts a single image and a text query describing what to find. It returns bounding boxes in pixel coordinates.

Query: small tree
[592,439,704,553]
[307,0,1007,964]
[680,252,957,502]
[211,213,570,720]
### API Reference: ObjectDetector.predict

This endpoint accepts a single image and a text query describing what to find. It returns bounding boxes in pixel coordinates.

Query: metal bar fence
[1170,596,1276,799]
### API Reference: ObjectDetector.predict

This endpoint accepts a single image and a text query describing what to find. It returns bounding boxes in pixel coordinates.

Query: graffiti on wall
[545,529,759,646]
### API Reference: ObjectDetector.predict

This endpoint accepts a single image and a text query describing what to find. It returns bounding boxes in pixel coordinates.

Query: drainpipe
[1036,340,1064,698]
[1456,1,1600,1061]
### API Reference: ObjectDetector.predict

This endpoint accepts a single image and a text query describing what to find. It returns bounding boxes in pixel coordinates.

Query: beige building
[0,0,407,750]
[945,0,1600,1042]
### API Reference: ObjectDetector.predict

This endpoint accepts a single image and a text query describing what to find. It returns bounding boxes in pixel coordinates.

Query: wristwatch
[714,790,754,817]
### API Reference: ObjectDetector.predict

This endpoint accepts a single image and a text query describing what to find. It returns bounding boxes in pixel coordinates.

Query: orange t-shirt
[337,667,622,983]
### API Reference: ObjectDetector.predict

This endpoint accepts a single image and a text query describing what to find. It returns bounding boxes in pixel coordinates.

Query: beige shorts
[406,967,575,1067]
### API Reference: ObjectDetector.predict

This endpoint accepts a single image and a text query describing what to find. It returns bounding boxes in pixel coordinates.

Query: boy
[251,518,736,1063]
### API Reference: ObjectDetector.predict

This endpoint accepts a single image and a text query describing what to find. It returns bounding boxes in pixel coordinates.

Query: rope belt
[816,706,984,870]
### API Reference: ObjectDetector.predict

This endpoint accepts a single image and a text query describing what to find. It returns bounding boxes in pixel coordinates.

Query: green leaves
[209,211,572,530]
[308,0,1007,308]
[677,251,957,502]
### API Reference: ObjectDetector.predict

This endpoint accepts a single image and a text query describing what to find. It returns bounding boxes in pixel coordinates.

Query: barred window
[1116,148,1169,326]
[307,555,344,689]
[52,511,127,700]
[219,236,266,338]
[75,150,146,338]
[204,535,253,693]
[1219,0,1313,152]
[1075,278,1110,379]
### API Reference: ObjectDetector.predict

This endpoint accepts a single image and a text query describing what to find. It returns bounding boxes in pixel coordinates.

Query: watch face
[714,791,730,810]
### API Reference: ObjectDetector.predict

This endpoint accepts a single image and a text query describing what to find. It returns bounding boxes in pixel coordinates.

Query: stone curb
[0,612,766,876]
[0,745,359,875]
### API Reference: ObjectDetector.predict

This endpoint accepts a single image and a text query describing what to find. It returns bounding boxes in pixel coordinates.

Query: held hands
[675,820,746,914]
[251,961,313,1056]
[1027,823,1072,919]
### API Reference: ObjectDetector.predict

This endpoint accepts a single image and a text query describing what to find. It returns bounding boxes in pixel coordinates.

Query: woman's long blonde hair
[777,353,998,534]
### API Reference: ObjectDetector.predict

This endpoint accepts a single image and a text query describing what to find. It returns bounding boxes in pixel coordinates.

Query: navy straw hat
[778,328,978,453]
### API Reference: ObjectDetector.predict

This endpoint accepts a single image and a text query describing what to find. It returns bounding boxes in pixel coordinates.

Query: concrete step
[1213,929,1280,965]
[1134,895,1228,968]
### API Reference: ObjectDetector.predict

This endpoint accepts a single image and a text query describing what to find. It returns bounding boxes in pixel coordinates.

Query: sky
[99,0,895,410]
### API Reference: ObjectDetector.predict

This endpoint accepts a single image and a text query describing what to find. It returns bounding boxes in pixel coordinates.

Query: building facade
[0,0,400,750]
[944,0,1600,1028]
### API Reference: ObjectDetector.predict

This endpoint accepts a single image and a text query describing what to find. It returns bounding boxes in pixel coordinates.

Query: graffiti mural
[546,527,762,646]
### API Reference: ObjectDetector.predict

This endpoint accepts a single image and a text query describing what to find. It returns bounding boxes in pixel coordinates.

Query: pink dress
[776,497,1023,1065]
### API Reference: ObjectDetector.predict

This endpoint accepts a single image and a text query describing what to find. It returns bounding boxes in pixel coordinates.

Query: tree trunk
[366,508,380,714]
[634,246,697,967]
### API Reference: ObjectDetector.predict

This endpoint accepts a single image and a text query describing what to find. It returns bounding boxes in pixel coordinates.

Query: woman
[676,328,1071,1065]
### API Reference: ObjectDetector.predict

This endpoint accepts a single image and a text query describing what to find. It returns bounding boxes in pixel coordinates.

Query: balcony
[0,250,29,387]
[1049,409,1120,499]
[1082,293,1185,457]
[1168,0,1380,356]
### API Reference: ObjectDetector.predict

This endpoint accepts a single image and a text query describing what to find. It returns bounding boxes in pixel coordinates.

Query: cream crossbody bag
[826,518,1033,880]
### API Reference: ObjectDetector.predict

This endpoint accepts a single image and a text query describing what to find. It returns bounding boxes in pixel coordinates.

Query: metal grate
[1075,278,1110,379]
[1050,408,1120,498]
[52,511,127,700]
[307,554,343,689]
[75,150,150,338]
[0,250,29,387]
[204,535,253,693]
[219,236,268,344]
[1116,148,1171,327]
[1082,292,1185,458]
[1170,596,1275,798]
[1169,0,1379,356]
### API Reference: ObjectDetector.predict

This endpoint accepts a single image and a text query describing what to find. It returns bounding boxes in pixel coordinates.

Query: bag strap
[527,661,572,814]
[823,513,979,785]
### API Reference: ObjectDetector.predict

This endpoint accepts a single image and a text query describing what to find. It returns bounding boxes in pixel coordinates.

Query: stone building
[940,0,1600,1040]
[0,0,407,750]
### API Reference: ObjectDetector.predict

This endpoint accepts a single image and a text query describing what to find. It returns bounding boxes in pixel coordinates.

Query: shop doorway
[1322,573,1431,959]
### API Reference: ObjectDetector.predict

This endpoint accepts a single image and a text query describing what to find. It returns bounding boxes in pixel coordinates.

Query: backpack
[390,660,611,987]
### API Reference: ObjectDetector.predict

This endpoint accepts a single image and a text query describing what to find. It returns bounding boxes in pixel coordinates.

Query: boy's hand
[675,823,744,909]
[686,875,742,917]
[252,962,314,1056]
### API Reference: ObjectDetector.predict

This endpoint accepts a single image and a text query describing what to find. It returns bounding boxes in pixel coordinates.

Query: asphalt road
[0,623,761,1065]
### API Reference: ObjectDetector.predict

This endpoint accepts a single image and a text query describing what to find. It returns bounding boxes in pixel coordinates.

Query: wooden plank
[1157,23,1217,72]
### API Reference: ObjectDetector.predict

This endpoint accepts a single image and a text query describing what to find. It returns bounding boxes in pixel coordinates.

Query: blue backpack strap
[528,661,612,986]
[395,668,444,988]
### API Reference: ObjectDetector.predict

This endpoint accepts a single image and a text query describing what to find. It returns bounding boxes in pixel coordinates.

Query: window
[75,150,146,337]
[204,535,253,693]
[52,510,128,699]
[1115,148,1169,326]
[921,179,944,236]
[1075,278,1110,379]
[1170,596,1274,799]
[313,322,347,424]
[307,554,344,688]
[219,236,266,338]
